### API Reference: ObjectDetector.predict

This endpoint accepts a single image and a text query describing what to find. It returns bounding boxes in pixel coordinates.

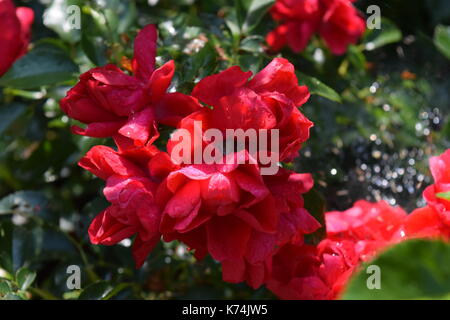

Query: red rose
[423,150,450,217]
[266,0,365,55]
[318,0,366,55]
[60,24,200,145]
[168,58,312,163]
[405,149,450,240]
[268,201,407,300]
[264,169,319,245]
[325,200,407,261]
[405,205,450,240]
[267,0,321,53]
[79,145,174,267]
[267,243,336,300]
[0,0,34,76]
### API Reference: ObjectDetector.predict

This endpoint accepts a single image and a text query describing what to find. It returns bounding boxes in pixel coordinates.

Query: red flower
[264,169,319,245]
[267,0,321,53]
[319,0,366,55]
[168,58,313,163]
[423,150,450,219]
[60,24,200,144]
[266,0,365,55]
[405,205,450,240]
[325,200,407,260]
[267,201,407,299]
[0,0,34,76]
[405,149,450,240]
[267,243,345,300]
[79,145,174,267]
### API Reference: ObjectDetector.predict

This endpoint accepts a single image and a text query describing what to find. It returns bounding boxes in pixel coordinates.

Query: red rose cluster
[61,24,318,289]
[266,0,365,55]
[267,149,450,299]
[0,0,34,76]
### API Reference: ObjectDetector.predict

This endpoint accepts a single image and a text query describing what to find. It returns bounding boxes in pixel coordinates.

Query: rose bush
[63,25,320,290]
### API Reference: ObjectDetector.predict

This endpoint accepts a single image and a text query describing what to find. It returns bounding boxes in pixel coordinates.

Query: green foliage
[0,267,36,300]
[0,0,449,300]
[343,240,450,300]
[297,72,342,103]
[0,44,78,89]
[434,25,450,59]
[235,0,275,34]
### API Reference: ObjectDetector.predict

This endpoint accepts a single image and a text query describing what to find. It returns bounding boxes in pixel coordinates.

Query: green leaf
[437,191,450,201]
[342,239,450,300]
[81,34,107,66]
[297,72,342,103]
[0,280,12,296]
[0,222,13,273]
[434,25,450,60]
[225,10,241,38]
[78,281,114,300]
[0,44,78,89]
[15,268,36,291]
[240,36,264,53]
[116,0,137,34]
[363,18,402,51]
[303,188,326,244]
[78,281,130,300]
[0,103,27,135]
[347,45,366,70]
[235,0,275,34]
[182,42,217,82]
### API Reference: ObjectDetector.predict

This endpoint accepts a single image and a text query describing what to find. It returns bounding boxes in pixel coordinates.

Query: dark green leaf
[240,36,264,53]
[235,0,275,34]
[81,34,107,66]
[0,280,12,296]
[0,45,78,89]
[78,281,114,300]
[0,222,13,273]
[0,103,27,135]
[303,188,326,244]
[297,72,342,103]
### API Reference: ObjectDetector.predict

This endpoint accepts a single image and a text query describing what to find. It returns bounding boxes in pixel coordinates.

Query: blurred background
[0,0,449,299]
